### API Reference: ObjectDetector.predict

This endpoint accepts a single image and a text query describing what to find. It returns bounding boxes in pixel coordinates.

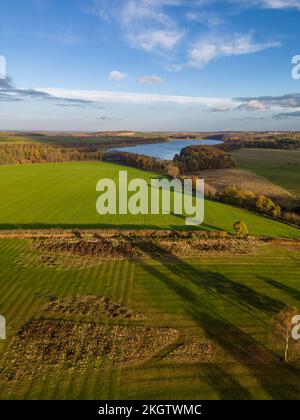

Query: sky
[1,0,300,131]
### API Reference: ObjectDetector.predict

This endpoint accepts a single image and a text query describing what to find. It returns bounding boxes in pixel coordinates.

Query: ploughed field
[0,161,299,238]
[0,237,299,399]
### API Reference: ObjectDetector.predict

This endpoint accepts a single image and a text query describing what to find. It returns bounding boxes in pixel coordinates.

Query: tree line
[218,186,281,218]
[220,137,300,152]
[0,143,104,165]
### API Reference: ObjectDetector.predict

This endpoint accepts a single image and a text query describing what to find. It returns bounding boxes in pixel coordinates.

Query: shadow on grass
[0,222,221,232]
[201,364,253,400]
[137,241,284,317]
[134,241,300,400]
[259,276,300,304]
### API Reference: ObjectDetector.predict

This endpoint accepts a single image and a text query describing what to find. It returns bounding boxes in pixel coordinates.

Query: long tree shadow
[134,240,300,400]
[259,276,300,304]
[201,364,253,400]
[137,241,284,317]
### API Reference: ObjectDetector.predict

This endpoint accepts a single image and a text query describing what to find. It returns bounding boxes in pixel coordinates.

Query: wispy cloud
[36,86,237,110]
[273,110,300,119]
[0,77,98,107]
[86,0,282,69]
[129,30,184,52]
[5,76,300,117]
[243,0,300,10]
[95,0,182,25]
[120,0,181,25]
[234,93,300,110]
[189,34,280,68]
[88,0,184,55]
[137,75,163,84]
[186,11,225,26]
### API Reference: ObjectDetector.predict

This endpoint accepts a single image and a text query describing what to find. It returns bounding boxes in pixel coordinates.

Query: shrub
[233,221,249,238]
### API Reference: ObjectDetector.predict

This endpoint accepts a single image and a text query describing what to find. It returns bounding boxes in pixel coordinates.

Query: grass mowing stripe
[0,237,300,399]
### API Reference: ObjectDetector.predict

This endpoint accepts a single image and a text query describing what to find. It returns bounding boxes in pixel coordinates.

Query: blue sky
[1,0,300,131]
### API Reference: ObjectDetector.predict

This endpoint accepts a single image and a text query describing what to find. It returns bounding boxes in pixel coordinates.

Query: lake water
[112,139,223,160]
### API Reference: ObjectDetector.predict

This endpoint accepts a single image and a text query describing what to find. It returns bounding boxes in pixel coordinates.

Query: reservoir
[112,139,223,160]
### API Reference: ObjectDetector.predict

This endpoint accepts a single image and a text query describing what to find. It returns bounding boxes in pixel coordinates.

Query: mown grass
[0,161,299,237]
[232,148,300,197]
[0,239,299,399]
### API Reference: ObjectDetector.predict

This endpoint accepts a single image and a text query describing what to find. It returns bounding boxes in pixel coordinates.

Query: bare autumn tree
[272,307,300,363]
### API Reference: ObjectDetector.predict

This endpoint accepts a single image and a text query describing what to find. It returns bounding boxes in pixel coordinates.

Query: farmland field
[232,148,300,198]
[196,168,294,206]
[0,238,299,399]
[0,159,299,401]
[3,0,300,403]
[0,161,299,237]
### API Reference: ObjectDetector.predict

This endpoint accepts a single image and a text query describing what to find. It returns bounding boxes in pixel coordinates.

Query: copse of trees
[174,145,235,173]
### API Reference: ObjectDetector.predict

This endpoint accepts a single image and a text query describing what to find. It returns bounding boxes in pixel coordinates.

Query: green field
[232,148,300,197]
[0,161,299,237]
[0,135,37,144]
[0,239,299,399]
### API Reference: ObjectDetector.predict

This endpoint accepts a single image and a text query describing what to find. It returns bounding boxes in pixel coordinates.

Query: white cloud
[186,11,224,26]
[91,0,184,55]
[189,34,280,67]
[87,0,292,68]
[234,93,300,110]
[120,0,181,25]
[137,75,164,84]
[234,99,268,111]
[108,70,127,81]
[36,86,237,109]
[35,88,300,113]
[130,30,184,52]
[246,0,300,10]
